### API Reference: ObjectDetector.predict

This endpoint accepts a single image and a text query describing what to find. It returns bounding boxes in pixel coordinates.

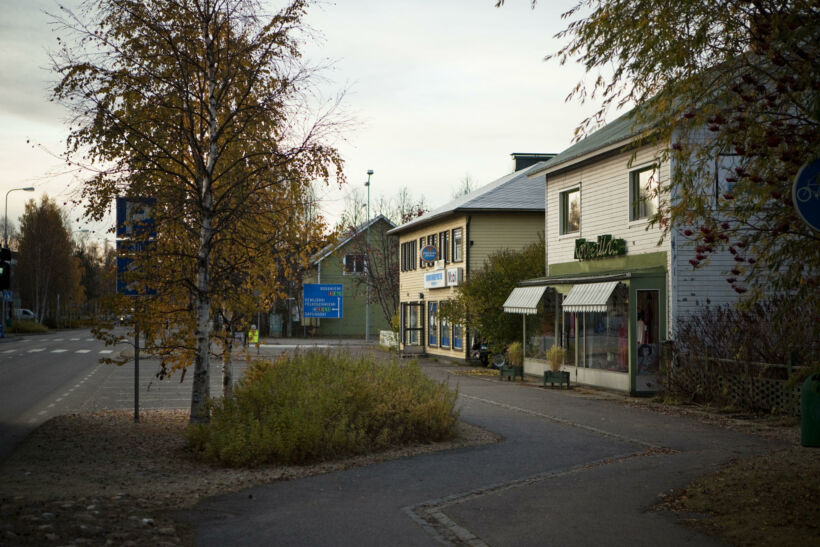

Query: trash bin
[801,374,820,447]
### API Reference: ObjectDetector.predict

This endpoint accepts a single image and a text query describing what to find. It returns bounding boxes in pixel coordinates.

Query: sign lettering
[574,234,627,260]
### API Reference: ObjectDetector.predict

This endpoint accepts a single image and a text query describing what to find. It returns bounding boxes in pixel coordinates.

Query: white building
[504,112,741,394]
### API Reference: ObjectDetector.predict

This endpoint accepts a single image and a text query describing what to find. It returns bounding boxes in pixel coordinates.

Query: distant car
[13,308,35,321]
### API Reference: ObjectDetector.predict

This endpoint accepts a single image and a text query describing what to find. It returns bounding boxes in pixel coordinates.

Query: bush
[8,320,48,333]
[186,351,459,467]
[506,342,523,367]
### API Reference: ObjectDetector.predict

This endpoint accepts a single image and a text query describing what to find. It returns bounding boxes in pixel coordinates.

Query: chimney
[511,153,556,172]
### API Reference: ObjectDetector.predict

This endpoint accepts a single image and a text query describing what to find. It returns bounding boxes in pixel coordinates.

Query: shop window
[629,165,658,221]
[439,230,449,263]
[440,313,450,348]
[452,228,463,262]
[453,323,463,350]
[560,283,628,373]
[344,253,365,274]
[560,188,580,234]
[428,301,438,346]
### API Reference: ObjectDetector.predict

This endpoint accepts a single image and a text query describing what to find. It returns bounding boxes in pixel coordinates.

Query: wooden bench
[543,370,570,389]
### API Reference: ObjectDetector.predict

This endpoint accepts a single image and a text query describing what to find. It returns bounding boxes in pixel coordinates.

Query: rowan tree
[502,0,819,312]
[51,0,344,422]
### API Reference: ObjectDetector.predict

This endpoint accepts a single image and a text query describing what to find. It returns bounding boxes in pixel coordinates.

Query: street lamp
[364,169,373,342]
[4,187,35,247]
[2,186,35,337]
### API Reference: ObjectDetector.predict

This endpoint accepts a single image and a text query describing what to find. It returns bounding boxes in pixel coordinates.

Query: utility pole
[364,169,373,342]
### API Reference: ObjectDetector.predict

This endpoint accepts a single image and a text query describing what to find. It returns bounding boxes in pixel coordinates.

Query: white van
[13,309,35,321]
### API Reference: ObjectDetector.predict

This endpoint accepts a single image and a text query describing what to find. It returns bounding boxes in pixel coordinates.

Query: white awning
[503,286,547,315]
[561,281,619,312]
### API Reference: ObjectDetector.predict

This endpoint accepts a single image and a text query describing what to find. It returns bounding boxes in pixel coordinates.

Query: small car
[13,308,35,321]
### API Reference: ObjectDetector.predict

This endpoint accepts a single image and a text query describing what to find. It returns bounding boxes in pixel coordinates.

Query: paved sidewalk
[184,358,780,546]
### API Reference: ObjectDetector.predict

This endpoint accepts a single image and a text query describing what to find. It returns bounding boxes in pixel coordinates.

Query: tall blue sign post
[116,197,156,423]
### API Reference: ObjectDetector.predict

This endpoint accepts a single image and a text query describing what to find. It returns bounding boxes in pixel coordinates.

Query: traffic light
[0,248,10,290]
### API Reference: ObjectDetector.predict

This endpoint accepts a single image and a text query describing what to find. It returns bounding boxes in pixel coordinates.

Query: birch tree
[51,0,344,423]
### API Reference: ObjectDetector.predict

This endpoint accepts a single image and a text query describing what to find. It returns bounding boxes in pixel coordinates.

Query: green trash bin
[801,374,820,447]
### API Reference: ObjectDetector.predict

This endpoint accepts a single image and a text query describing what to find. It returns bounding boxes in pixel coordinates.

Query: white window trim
[628,162,660,224]
[558,184,582,238]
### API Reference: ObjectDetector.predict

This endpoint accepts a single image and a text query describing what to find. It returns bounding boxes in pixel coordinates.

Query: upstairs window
[452,228,463,262]
[419,237,426,269]
[344,253,365,274]
[629,166,659,221]
[560,188,580,234]
[439,230,449,263]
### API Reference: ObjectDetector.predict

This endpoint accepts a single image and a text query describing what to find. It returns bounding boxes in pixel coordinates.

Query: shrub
[186,350,459,467]
[506,342,523,367]
[8,320,48,334]
[545,345,566,372]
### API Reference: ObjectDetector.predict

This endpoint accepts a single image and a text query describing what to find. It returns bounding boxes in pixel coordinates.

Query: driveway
[185,359,778,546]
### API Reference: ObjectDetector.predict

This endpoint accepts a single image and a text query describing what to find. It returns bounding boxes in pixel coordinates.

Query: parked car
[13,308,36,321]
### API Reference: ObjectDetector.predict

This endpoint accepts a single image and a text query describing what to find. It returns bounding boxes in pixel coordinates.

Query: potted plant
[544,344,570,388]
[499,341,524,381]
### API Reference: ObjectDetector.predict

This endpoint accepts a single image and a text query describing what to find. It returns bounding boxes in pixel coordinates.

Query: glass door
[635,290,659,381]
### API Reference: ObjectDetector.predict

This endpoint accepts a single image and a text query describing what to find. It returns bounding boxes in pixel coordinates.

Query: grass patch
[8,320,48,333]
[186,351,458,467]
[665,446,820,546]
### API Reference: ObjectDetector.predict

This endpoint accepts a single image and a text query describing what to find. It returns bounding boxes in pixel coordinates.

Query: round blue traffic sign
[421,245,438,262]
[793,158,820,231]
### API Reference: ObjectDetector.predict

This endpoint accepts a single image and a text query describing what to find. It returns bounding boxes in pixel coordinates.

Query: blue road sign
[116,197,157,240]
[303,284,343,318]
[793,158,820,231]
[116,240,156,296]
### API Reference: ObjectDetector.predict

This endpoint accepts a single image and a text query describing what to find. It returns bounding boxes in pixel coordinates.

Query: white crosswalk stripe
[75,349,91,354]
[52,349,68,353]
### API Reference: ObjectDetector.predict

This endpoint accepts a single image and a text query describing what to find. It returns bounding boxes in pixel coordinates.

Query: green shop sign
[574,234,627,260]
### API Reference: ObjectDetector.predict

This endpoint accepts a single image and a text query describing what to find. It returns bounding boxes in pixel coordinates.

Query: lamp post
[2,186,35,337]
[364,169,373,343]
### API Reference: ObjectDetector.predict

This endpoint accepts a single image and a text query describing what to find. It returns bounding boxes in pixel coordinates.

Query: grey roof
[311,214,396,264]
[525,109,649,177]
[387,166,546,235]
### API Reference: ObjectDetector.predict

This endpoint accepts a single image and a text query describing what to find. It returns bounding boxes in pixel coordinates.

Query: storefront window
[560,283,628,372]
[440,315,450,348]
[453,324,463,350]
[526,289,557,359]
[428,301,438,346]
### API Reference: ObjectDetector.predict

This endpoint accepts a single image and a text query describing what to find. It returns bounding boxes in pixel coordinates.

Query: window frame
[439,230,449,264]
[629,164,659,222]
[427,301,438,347]
[452,227,463,262]
[559,187,581,235]
[343,253,365,275]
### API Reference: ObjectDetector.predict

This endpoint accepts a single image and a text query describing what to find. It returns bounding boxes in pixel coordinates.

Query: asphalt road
[185,360,781,547]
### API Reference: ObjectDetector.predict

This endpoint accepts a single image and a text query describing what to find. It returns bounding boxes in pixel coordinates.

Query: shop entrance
[401,302,424,347]
[635,289,660,385]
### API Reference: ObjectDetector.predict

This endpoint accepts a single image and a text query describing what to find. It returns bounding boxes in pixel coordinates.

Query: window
[560,188,581,234]
[715,154,742,206]
[428,301,438,346]
[344,253,365,274]
[439,230,449,263]
[400,241,417,271]
[452,323,463,350]
[419,237,425,268]
[440,313,450,348]
[426,234,437,266]
[629,166,658,221]
[452,228,463,262]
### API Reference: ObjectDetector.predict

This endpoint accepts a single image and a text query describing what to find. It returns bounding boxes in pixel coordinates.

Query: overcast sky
[0,0,607,244]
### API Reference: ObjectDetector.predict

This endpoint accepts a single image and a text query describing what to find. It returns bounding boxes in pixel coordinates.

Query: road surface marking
[38,410,46,415]
[99,350,113,354]
[86,338,95,341]
[28,348,45,353]
[56,397,63,402]
[75,349,91,353]
[71,338,80,341]
[52,349,67,353]
[3,349,15,353]
[53,338,64,341]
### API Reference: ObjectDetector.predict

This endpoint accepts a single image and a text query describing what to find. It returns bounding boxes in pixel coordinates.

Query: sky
[0,0,605,245]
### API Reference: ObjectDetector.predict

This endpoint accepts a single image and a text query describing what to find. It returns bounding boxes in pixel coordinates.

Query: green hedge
[186,351,458,467]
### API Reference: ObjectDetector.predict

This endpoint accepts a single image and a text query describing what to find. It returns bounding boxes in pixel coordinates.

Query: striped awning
[503,286,547,315]
[561,281,619,312]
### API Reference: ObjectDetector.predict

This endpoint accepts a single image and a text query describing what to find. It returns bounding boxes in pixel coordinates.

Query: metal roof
[503,286,548,315]
[387,166,546,235]
[311,214,396,264]
[525,109,650,177]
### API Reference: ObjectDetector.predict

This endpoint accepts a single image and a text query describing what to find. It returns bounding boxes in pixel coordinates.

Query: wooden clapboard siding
[468,213,544,273]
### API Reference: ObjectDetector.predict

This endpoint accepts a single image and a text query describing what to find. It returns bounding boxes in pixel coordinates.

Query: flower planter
[543,370,570,389]
[499,365,524,381]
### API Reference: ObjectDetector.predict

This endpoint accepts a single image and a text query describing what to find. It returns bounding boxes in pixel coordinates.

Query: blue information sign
[116,197,157,239]
[303,284,343,318]
[421,245,438,262]
[116,240,156,296]
[793,158,820,232]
